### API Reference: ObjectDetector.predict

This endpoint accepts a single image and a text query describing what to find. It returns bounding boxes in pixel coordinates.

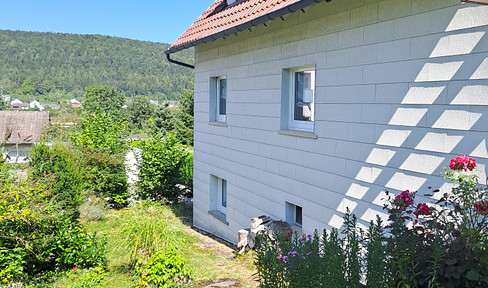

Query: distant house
[29,100,44,111]
[167,0,488,243]
[69,98,82,108]
[0,111,50,163]
[11,99,29,110]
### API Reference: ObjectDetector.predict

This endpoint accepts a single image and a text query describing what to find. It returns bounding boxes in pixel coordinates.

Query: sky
[0,0,215,44]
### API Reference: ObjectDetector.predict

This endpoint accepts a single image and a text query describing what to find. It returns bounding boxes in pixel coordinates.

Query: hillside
[0,30,194,101]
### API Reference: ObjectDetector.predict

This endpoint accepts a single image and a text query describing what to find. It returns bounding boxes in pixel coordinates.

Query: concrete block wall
[192,0,488,242]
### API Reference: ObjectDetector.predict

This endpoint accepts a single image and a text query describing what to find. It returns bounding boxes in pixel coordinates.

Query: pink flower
[73,267,78,272]
[414,203,429,217]
[394,190,414,210]
[449,155,476,171]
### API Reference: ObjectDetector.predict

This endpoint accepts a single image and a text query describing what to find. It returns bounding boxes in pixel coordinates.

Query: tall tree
[125,95,154,130]
[83,85,124,117]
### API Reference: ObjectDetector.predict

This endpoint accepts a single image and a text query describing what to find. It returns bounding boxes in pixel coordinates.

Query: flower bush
[255,155,488,287]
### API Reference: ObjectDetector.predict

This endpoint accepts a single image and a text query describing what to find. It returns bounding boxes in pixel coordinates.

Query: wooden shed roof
[0,111,50,144]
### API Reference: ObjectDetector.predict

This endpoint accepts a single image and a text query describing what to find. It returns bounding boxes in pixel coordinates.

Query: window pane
[219,79,226,116]
[294,71,313,122]
[221,179,227,208]
[295,205,302,226]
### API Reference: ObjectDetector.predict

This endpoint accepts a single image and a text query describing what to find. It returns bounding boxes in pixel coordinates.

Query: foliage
[255,215,361,288]
[0,175,106,284]
[178,151,193,197]
[0,30,194,101]
[152,90,194,146]
[125,95,155,131]
[79,196,107,223]
[71,110,128,154]
[135,247,192,287]
[83,85,124,117]
[63,267,109,288]
[29,142,84,219]
[138,134,188,202]
[255,156,488,288]
[83,150,128,208]
[114,201,186,266]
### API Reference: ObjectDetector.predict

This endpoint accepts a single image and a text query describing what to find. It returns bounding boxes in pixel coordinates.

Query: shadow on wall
[325,5,488,231]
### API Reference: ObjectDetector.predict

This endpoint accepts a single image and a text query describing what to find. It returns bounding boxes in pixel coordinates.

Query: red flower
[449,155,476,171]
[394,190,414,210]
[474,201,488,215]
[414,203,429,217]
[73,267,78,272]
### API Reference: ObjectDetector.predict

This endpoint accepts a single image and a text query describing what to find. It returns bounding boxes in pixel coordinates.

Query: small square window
[210,76,227,122]
[286,202,303,227]
[281,66,315,132]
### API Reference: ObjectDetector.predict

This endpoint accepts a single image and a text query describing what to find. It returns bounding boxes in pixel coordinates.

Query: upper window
[281,66,315,133]
[210,76,227,122]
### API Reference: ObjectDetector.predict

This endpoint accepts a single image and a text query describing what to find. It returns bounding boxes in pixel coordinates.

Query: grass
[48,201,257,288]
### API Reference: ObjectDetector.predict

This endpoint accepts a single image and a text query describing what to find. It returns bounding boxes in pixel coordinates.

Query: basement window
[286,202,303,228]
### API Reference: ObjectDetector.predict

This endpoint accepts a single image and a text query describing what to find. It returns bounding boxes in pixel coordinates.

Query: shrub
[83,150,128,208]
[138,134,186,202]
[255,155,488,288]
[63,267,108,288]
[0,177,106,283]
[79,196,107,222]
[29,142,84,219]
[178,150,193,197]
[135,247,192,287]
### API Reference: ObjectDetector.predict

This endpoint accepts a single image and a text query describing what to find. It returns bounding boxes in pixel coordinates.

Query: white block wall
[191,0,488,243]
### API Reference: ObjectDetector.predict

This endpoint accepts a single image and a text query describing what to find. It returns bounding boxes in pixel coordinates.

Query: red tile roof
[168,0,326,53]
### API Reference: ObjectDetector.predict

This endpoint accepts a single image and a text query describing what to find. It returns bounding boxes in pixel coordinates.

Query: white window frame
[288,67,315,132]
[216,76,227,122]
[286,202,303,228]
[217,178,227,214]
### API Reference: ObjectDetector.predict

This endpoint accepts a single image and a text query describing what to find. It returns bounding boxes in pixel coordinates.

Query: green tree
[126,95,154,130]
[83,85,124,117]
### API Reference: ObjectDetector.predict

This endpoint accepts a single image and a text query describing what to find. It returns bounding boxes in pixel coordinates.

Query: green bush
[63,267,108,288]
[0,177,106,283]
[138,134,186,202]
[178,150,193,197]
[83,150,128,208]
[255,155,488,288]
[135,247,192,287]
[29,142,84,219]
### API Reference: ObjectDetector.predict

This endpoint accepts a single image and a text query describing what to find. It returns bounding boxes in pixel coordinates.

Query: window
[281,66,315,133]
[217,178,227,214]
[209,175,228,224]
[286,202,303,227]
[210,76,227,122]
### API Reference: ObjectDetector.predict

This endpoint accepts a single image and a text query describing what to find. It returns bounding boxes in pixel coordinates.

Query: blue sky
[0,0,215,44]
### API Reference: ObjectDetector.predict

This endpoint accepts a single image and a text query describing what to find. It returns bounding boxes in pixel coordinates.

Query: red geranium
[449,155,476,171]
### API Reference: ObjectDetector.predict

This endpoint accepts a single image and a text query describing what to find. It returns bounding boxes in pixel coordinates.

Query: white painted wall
[192,0,488,243]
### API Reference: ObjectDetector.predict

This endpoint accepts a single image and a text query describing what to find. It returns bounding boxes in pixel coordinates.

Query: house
[11,99,30,110]
[69,98,82,109]
[0,111,50,163]
[167,0,488,243]
[29,100,44,111]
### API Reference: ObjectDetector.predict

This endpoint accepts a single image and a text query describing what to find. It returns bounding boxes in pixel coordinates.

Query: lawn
[50,201,257,288]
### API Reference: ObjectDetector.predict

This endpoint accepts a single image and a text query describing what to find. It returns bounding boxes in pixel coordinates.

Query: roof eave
[165,0,327,55]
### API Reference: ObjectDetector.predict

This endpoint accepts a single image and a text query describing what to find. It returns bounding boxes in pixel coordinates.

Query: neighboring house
[69,98,82,108]
[29,100,44,111]
[167,0,488,243]
[11,98,29,110]
[0,111,50,163]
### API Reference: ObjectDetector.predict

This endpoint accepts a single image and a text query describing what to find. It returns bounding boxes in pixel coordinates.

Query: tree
[83,85,124,117]
[175,89,194,146]
[125,95,154,130]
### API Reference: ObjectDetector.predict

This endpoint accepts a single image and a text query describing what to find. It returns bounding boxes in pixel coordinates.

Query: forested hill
[0,30,194,101]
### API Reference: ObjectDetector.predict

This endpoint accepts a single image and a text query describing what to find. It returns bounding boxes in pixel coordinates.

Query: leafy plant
[138,134,186,202]
[135,247,192,287]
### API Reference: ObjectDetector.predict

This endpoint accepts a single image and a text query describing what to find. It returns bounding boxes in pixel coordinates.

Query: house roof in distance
[167,0,327,53]
[0,111,50,144]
